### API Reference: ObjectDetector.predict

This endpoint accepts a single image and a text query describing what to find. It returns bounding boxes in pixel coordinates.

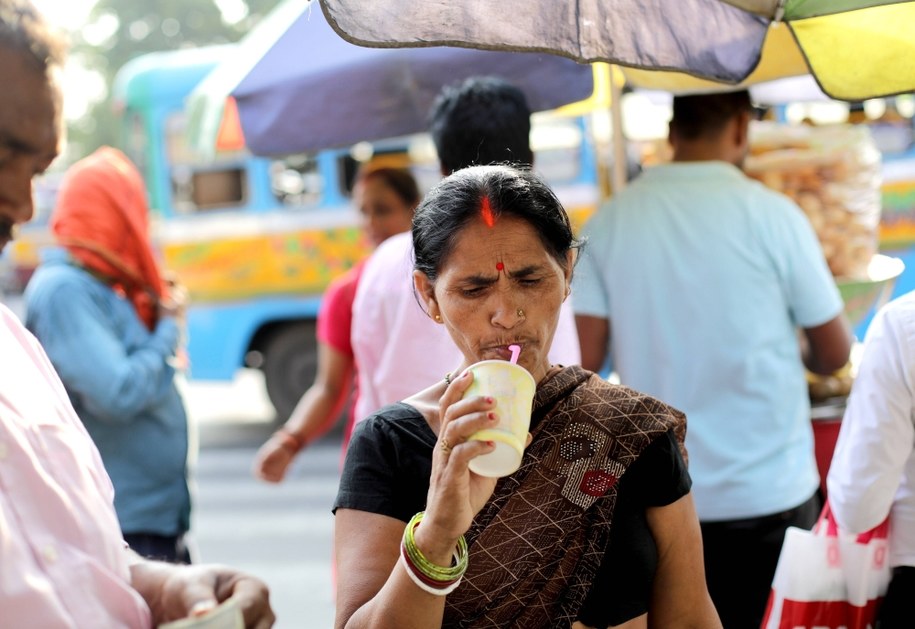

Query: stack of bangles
[274,428,306,454]
[401,512,468,596]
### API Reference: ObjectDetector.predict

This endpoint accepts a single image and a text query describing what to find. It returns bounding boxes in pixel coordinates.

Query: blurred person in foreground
[0,1,273,625]
[254,166,419,482]
[350,76,580,425]
[828,291,915,628]
[26,146,193,564]
[573,90,852,628]
[334,165,721,628]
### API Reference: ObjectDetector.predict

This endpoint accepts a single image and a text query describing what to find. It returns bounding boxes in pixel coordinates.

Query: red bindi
[496,261,504,271]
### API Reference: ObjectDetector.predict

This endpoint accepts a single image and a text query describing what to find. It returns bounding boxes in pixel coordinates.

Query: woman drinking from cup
[333,165,721,628]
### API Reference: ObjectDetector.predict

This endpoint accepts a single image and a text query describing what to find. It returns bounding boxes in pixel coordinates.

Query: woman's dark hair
[413,165,580,281]
[357,166,421,208]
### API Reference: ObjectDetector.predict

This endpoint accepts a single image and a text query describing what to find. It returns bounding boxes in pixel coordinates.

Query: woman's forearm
[340,564,447,629]
[284,344,353,441]
[335,511,461,629]
[284,377,349,442]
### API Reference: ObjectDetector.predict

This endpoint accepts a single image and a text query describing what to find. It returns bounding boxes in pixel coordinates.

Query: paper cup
[157,598,243,629]
[461,360,536,478]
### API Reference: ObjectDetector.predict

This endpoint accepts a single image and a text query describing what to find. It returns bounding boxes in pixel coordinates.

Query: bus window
[190,168,246,209]
[166,112,247,213]
[340,143,422,194]
[531,115,583,183]
[170,164,247,213]
[340,153,360,196]
[270,153,323,207]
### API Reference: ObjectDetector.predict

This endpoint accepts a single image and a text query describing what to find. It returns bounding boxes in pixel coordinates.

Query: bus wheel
[262,322,318,422]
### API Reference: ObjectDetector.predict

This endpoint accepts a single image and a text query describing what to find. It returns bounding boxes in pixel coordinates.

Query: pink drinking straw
[508,344,521,364]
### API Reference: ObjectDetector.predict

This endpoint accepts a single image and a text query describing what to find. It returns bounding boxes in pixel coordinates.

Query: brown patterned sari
[443,365,687,627]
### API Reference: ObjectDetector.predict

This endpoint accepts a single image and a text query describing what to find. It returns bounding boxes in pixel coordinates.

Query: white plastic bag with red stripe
[761,502,890,629]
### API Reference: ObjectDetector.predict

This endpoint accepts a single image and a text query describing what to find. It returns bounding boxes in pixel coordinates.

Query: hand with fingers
[129,558,275,629]
[159,276,189,322]
[412,369,501,564]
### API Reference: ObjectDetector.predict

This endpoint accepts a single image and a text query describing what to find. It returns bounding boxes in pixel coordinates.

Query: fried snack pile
[746,123,882,279]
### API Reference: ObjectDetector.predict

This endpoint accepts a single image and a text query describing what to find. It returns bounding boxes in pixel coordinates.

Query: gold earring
[517,308,525,319]
[434,314,442,322]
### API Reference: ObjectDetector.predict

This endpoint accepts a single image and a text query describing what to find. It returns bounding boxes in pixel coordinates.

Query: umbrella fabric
[321,0,769,83]
[319,0,915,101]
[788,0,914,99]
[620,23,809,95]
[187,0,594,157]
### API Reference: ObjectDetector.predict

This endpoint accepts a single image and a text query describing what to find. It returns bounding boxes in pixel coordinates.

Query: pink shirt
[0,304,151,627]
[351,232,581,423]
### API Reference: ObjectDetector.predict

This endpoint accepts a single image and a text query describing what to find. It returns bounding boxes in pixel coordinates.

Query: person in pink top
[0,2,274,626]
[254,166,419,482]
[351,77,581,425]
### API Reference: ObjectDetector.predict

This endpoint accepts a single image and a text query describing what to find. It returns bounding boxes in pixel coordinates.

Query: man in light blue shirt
[574,90,852,628]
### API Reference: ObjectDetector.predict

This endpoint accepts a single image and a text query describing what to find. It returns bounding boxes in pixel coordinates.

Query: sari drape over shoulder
[444,365,687,627]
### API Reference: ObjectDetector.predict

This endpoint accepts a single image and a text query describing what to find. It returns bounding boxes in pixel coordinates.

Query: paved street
[188,372,341,628]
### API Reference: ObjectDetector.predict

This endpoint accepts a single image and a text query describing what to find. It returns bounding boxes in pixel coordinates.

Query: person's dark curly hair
[428,76,533,176]
[670,90,753,141]
[0,0,67,72]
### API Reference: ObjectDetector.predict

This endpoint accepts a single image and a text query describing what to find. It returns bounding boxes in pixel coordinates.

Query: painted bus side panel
[159,211,367,302]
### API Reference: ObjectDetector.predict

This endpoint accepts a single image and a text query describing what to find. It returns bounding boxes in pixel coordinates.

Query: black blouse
[334,402,691,627]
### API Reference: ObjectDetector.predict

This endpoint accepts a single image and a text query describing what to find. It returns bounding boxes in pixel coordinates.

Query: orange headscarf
[51,147,165,330]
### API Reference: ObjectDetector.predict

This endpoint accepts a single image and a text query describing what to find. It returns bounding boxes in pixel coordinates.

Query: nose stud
[517,308,525,319]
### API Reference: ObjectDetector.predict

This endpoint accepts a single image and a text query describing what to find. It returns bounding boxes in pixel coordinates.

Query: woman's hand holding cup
[415,370,499,565]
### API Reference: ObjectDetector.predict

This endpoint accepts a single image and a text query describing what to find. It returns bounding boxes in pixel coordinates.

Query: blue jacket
[25,251,190,536]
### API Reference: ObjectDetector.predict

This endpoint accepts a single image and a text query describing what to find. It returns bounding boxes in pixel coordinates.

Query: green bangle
[402,512,468,582]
